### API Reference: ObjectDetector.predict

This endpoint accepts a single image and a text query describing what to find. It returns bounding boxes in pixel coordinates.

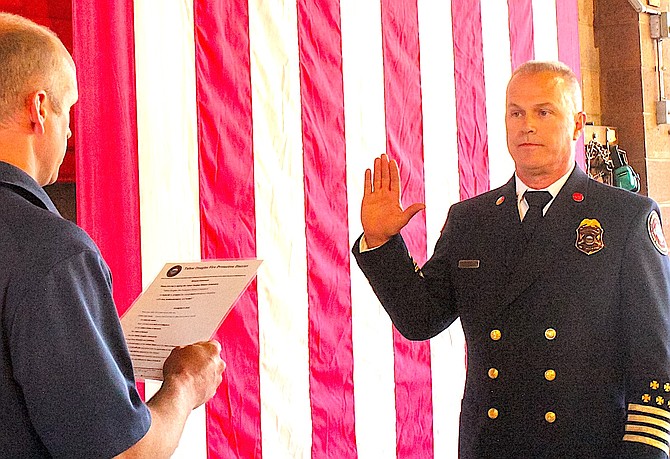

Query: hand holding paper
[121,259,262,380]
[162,340,226,408]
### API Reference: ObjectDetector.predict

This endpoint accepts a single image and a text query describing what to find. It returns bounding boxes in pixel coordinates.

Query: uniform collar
[0,160,60,215]
[515,163,576,211]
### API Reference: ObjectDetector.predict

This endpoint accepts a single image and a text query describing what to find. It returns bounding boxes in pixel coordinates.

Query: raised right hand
[361,154,425,248]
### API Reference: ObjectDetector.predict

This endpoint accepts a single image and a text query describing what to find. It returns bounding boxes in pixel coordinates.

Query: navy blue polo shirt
[0,161,150,458]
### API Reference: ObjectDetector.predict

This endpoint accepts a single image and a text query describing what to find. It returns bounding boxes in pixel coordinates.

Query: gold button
[490,329,502,341]
[545,411,556,423]
[545,328,557,340]
[488,368,499,379]
[488,408,499,419]
[544,369,556,381]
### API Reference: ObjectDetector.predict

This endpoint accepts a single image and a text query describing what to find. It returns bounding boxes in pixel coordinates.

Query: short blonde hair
[510,60,583,113]
[0,13,73,126]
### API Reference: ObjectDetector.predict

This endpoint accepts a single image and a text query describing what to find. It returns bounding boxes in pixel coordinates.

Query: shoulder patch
[648,210,668,256]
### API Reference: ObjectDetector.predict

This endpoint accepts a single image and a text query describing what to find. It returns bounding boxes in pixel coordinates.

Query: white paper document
[121,259,262,381]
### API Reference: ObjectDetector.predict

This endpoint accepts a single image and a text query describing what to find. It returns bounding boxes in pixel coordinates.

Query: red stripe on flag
[380,1,433,457]
[72,1,141,317]
[194,2,261,458]
[555,0,586,171]
[507,0,535,69]
[296,1,357,457]
[452,0,490,200]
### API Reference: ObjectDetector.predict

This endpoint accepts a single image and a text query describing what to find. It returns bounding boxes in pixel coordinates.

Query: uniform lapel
[493,176,525,271]
[495,166,590,312]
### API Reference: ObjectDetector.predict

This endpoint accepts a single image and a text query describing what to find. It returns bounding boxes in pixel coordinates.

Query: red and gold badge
[648,210,668,256]
[575,218,605,255]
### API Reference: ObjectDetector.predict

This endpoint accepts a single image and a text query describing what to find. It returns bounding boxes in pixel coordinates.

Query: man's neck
[516,164,574,190]
[0,130,39,183]
[516,163,575,195]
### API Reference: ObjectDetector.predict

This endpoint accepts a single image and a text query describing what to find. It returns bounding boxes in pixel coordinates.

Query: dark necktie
[522,190,552,240]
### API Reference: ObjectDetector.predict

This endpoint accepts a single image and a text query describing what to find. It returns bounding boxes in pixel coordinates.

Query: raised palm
[361,154,425,248]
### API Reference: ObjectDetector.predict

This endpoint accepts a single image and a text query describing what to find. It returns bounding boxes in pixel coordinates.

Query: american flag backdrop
[72,0,581,457]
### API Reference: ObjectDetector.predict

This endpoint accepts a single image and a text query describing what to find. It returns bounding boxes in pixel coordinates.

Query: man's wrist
[361,234,390,252]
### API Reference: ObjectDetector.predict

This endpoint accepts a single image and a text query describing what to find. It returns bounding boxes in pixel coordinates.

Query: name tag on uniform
[458,259,480,269]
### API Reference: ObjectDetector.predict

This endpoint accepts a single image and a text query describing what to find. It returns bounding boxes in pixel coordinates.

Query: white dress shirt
[515,163,575,221]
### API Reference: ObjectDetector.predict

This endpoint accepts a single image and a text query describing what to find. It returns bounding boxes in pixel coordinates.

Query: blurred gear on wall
[585,126,640,193]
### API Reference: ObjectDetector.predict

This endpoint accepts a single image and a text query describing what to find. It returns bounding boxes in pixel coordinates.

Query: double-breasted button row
[487,408,558,423]
[489,328,557,341]
[485,368,557,381]
[487,327,558,423]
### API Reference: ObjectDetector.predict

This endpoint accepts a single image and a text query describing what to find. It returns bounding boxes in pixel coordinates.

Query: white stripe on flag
[341,0,398,457]
[417,1,465,456]
[249,0,312,457]
[134,0,201,279]
[481,0,515,189]
[132,1,205,457]
[418,0,461,247]
[532,0,560,61]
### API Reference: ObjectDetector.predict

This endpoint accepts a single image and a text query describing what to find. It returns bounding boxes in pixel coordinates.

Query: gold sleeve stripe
[623,434,670,455]
[626,424,670,443]
[628,414,670,431]
[629,403,670,420]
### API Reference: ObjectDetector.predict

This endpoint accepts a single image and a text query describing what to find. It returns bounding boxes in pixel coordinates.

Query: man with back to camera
[0,13,226,458]
[353,60,670,457]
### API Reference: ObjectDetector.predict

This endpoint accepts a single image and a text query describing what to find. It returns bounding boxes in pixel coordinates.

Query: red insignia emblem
[648,211,668,256]
[575,218,605,255]
[496,196,505,206]
[572,192,584,202]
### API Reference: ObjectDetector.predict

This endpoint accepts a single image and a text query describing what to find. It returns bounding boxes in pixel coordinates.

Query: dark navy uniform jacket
[353,166,670,458]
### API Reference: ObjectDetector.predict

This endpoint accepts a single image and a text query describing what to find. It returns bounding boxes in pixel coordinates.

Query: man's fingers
[369,154,394,193]
[208,340,222,354]
[363,168,372,196]
[373,156,382,191]
[389,159,400,193]
[380,154,390,190]
[402,203,426,225]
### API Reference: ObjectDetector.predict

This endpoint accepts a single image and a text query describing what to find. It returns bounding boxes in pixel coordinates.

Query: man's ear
[573,111,586,141]
[28,91,48,135]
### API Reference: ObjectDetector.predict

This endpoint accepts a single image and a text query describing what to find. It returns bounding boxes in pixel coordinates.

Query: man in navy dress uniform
[353,61,670,458]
